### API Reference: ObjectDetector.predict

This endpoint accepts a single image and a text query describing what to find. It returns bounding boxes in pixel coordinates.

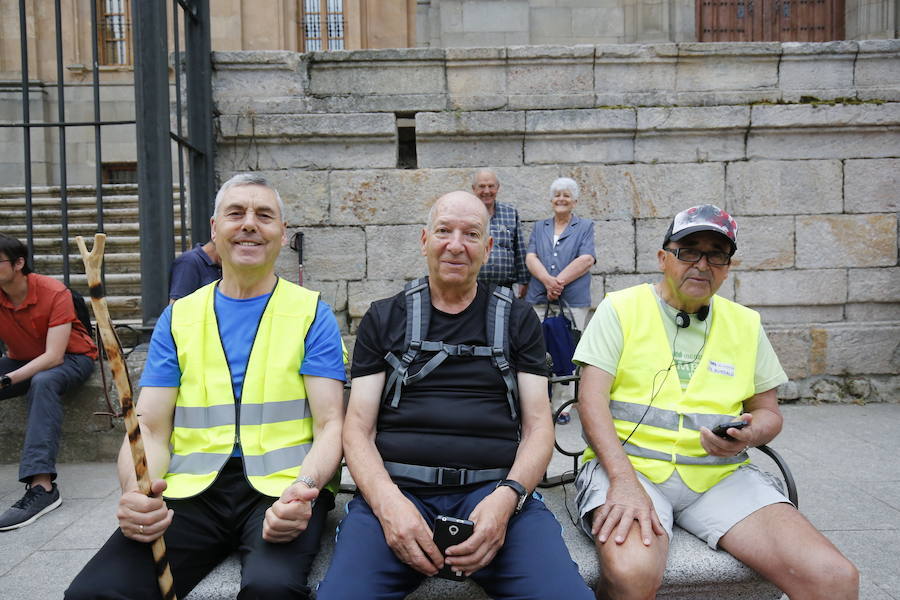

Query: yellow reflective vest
[584,284,758,492]
[165,279,325,499]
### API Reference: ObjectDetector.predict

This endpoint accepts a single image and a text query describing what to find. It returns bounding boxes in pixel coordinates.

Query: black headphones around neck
[675,304,709,328]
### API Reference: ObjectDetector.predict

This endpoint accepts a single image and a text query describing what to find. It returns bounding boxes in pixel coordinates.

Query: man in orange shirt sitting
[0,233,97,530]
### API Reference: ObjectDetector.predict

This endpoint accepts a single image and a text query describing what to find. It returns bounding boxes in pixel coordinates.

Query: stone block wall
[214,42,900,404]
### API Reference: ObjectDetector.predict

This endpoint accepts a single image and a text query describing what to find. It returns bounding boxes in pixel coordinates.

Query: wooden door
[697,0,844,41]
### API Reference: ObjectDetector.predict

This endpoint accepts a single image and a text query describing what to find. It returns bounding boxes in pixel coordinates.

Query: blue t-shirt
[141,287,346,394]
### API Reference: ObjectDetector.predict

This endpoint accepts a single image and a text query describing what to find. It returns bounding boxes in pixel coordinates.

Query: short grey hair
[471,168,500,188]
[213,173,285,219]
[550,177,579,201]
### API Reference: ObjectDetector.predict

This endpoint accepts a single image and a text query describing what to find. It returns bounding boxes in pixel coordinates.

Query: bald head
[422,191,493,289]
[427,191,490,237]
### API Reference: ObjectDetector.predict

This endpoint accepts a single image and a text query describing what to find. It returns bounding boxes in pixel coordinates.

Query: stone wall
[213,42,900,404]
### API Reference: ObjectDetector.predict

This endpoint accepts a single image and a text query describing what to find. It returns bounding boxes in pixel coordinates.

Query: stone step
[28,236,186,253]
[84,295,143,321]
[1,206,143,225]
[0,194,141,208]
[33,252,142,274]
[4,222,142,236]
[1,204,184,225]
[54,272,144,297]
[0,183,139,199]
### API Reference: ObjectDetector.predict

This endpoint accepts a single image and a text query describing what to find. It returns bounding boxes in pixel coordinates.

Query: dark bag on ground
[541,302,580,377]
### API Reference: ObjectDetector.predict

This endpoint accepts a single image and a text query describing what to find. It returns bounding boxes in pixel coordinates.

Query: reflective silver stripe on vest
[622,443,749,466]
[168,451,231,475]
[682,412,740,432]
[174,404,236,429]
[240,399,311,425]
[174,399,310,429]
[611,401,737,433]
[168,443,313,477]
[610,400,679,431]
[243,443,313,477]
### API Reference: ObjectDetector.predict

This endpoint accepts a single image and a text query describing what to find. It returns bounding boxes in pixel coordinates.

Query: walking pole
[290,231,304,285]
[76,234,177,600]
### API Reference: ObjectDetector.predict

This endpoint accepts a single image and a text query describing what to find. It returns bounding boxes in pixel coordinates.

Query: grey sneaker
[0,484,62,531]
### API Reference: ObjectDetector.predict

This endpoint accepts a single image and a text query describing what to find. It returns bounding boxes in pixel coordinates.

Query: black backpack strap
[383,277,430,408]
[488,285,519,421]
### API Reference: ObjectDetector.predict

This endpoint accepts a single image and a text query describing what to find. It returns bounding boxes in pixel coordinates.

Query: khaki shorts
[575,460,792,549]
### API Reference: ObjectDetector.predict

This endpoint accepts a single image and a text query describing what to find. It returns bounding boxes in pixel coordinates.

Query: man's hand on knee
[592,476,664,546]
[117,479,173,543]
[263,482,319,543]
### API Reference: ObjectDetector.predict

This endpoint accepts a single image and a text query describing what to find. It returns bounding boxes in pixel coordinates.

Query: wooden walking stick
[76,234,177,600]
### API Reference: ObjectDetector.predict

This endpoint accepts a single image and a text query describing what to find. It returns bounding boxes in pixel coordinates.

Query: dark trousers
[0,353,95,483]
[316,482,593,600]
[65,458,335,600]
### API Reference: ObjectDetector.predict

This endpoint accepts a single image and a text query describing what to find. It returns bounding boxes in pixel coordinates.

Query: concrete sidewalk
[0,403,897,599]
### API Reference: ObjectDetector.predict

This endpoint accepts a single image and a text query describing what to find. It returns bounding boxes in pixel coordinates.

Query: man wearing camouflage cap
[572,205,858,599]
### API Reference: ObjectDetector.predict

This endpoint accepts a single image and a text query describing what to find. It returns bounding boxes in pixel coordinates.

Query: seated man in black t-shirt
[316,191,591,599]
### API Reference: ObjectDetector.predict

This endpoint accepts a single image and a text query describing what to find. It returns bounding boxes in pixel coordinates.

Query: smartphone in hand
[711,420,748,441]
[433,515,474,581]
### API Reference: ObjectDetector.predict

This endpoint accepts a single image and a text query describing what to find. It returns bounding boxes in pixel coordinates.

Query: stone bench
[186,488,782,600]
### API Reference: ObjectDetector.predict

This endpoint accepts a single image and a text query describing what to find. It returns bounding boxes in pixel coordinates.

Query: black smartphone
[432,515,474,581]
[711,420,749,441]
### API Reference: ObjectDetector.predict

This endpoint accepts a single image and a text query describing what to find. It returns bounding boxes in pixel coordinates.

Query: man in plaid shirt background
[472,169,530,297]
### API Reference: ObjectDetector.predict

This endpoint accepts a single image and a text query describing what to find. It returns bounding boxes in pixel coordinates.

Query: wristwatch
[495,479,528,514]
[0,375,11,389]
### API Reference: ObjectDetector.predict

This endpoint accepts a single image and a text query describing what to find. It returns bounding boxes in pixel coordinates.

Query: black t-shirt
[352,283,548,492]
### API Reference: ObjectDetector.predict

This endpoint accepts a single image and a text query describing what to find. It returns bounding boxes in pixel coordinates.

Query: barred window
[97,0,132,66]
[301,0,344,52]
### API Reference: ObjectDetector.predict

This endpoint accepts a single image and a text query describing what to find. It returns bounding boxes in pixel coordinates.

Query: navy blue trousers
[0,353,95,483]
[317,482,592,600]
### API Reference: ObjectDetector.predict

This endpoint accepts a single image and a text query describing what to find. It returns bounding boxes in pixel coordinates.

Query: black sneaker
[0,484,62,531]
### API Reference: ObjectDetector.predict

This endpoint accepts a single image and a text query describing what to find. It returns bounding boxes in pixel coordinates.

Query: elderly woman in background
[525,177,596,423]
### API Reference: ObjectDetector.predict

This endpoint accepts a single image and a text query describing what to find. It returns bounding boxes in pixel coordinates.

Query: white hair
[214,173,285,218]
[550,177,579,201]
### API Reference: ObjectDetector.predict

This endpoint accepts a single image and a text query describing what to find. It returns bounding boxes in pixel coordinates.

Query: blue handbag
[541,302,580,377]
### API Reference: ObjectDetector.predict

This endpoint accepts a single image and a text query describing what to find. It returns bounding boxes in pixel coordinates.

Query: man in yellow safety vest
[573,204,858,600]
[66,173,346,600]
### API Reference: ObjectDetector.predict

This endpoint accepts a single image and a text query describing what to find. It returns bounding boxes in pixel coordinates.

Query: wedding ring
[139,524,144,535]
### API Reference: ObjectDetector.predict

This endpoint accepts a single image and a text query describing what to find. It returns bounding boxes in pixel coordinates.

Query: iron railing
[133,0,215,326]
[3,0,214,328]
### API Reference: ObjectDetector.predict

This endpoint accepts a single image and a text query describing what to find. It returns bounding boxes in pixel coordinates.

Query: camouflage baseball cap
[663,204,737,254]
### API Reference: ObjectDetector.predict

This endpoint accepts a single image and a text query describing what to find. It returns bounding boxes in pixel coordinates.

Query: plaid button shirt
[478,202,530,286]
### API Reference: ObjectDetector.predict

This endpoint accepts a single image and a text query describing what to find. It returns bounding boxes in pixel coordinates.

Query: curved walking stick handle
[76,234,178,600]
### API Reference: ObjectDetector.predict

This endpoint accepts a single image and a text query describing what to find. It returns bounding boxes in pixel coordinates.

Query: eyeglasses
[664,247,731,266]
